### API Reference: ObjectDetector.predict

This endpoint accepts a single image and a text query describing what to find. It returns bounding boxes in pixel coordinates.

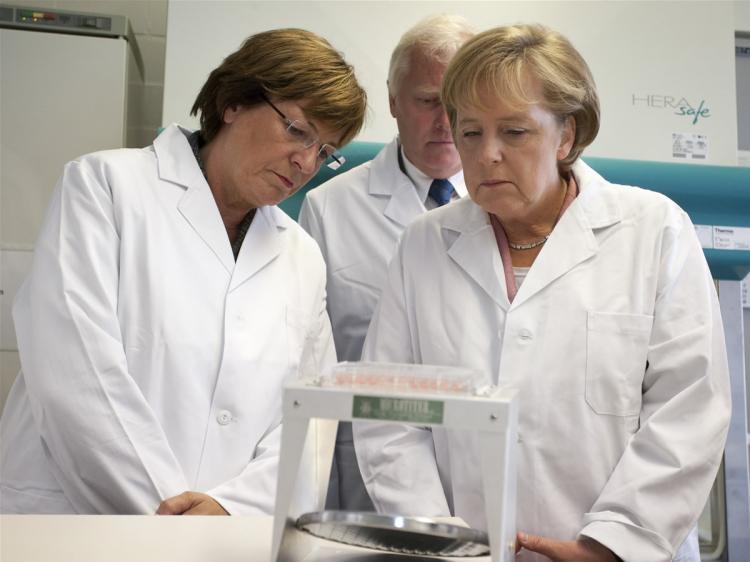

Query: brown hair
[191,28,367,146]
[442,24,600,169]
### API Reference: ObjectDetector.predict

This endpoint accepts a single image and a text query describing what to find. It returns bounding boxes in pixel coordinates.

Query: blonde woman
[354,24,729,562]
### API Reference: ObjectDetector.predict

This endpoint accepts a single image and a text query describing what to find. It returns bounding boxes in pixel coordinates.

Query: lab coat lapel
[382,180,426,227]
[510,202,597,308]
[510,161,620,308]
[156,125,235,274]
[230,206,283,292]
[445,200,510,310]
[369,139,425,228]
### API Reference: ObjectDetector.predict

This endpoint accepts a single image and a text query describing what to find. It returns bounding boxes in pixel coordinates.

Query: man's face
[389,49,461,179]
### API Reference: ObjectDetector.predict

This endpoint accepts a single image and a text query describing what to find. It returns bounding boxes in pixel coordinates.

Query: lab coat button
[519,328,533,340]
[217,410,232,425]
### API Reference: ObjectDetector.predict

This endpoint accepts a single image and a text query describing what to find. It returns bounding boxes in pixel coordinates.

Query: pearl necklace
[507,235,549,251]
[503,176,571,251]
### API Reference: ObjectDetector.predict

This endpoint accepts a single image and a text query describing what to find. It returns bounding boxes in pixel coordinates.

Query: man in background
[299,14,475,511]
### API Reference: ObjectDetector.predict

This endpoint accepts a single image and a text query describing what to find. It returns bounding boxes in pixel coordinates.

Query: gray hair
[388,14,476,94]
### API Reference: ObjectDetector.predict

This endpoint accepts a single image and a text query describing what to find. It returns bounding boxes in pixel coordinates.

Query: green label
[352,395,444,424]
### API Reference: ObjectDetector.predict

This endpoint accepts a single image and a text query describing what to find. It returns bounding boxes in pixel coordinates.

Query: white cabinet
[0,15,141,411]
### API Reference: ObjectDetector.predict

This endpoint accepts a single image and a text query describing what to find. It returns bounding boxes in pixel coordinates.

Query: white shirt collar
[399,144,466,207]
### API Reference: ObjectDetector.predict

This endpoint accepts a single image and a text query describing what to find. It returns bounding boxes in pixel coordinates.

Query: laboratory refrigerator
[0,4,144,409]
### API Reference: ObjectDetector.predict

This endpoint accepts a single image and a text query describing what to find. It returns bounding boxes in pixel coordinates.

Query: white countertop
[0,515,493,562]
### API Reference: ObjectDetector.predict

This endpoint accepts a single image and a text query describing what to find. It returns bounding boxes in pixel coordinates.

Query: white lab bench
[0,515,493,562]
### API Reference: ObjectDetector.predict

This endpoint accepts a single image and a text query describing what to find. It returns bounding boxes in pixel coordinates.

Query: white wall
[164,0,739,165]
[736,0,750,32]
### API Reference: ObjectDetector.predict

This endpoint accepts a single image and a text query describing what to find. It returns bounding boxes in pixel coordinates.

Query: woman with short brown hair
[2,28,366,516]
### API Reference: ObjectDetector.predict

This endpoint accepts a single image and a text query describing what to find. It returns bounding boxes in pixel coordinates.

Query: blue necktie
[428,178,455,206]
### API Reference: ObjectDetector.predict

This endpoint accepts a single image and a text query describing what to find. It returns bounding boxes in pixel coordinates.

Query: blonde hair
[388,14,475,94]
[442,24,600,169]
[192,28,367,146]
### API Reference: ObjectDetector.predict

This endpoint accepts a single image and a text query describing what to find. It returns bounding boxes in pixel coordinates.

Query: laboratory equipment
[296,510,490,556]
[272,362,519,562]
[0,4,143,411]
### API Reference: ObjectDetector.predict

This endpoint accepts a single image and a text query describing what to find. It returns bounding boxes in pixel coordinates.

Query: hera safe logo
[632,94,711,125]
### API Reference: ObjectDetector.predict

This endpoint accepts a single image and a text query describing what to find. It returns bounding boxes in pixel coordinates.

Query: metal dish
[296,510,490,557]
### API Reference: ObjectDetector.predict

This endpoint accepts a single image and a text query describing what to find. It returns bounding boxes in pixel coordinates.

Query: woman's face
[213,98,340,211]
[454,76,575,220]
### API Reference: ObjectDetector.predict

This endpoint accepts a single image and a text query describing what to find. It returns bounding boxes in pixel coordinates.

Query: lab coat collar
[230,206,286,292]
[444,199,511,310]
[510,159,621,308]
[441,159,623,310]
[154,124,207,191]
[574,159,622,228]
[156,124,236,273]
[367,138,427,227]
[154,124,286,281]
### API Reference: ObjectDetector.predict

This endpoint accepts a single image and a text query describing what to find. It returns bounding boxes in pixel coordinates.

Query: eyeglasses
[261,94,346,171]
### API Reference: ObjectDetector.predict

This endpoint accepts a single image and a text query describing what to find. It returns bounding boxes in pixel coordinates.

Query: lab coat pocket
[585,311,653,416]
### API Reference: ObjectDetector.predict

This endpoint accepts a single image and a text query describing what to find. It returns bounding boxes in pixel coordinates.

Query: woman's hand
[156,491,229,515]
[517,533,621,561]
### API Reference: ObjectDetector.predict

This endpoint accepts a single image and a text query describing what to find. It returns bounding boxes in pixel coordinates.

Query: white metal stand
[271,379,519,562]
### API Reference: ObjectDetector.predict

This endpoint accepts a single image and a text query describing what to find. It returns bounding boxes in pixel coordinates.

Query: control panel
[0,4,127,37]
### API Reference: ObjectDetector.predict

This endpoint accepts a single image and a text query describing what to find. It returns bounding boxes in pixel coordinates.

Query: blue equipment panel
[281,142,750,281]
[585,157,750,281]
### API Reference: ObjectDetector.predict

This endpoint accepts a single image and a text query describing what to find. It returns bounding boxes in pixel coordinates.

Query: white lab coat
[353,160,730,562]
[300,137,467,361]
[0,124,335,515]
[299,138,465,509]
